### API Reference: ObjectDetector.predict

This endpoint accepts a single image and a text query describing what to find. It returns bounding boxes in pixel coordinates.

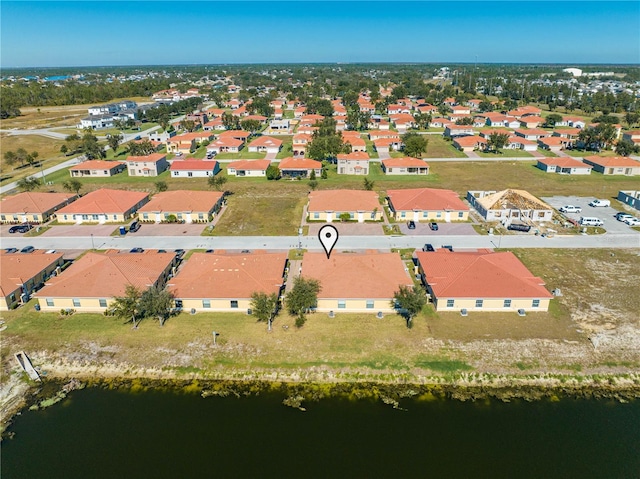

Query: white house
[170,160,220,178]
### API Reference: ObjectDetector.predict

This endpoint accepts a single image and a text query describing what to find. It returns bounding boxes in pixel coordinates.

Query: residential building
[227,159,271,177]
[519,116,544,129]
[166,132,214,154]
[170,159,220,178]
[307,190,382,222]
[514,128,551,141]
[617,190,640,212]
[444,125,474,138]
[219,130,251,142]
[278,157,322,178]
[292,133,313,157]
[415,250,552,312]
[336,152,370,175]
[621,130,640,146]
[138,190,223,223]
[56,188,149,224]
[466,189,553,223]
[37,251,175,312]
[373,137,403,153]
[247,136,283,154]
[381,158,430,176]
[582,156,640,176]
[453,135,487,152]
[69,160,126,178]
[1,250,64,310]
[301,252,413,313]
[387,188,468,221]
[0,192,77,224]
[207,137,244,154]
[536,157,592,175]
[168,252,288,312]
[126,153,169,177]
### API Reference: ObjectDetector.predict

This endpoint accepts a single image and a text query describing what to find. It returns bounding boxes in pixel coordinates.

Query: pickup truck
[589,199,610,207]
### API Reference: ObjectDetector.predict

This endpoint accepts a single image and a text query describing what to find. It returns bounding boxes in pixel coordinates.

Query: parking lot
[543,196,639,234]
[307,222,384,236]
[398,222,478,236]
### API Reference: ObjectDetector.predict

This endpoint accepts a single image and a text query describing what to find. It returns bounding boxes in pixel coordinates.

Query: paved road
[0,156,84,195]
[4,232,639,253]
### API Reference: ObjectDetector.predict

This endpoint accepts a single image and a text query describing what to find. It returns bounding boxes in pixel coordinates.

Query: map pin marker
[318,224,339,259]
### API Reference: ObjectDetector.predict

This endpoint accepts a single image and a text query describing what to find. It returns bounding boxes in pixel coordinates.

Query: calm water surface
[3,387,639,479]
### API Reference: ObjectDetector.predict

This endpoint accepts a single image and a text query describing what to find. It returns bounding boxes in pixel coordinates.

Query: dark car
[5,247,18,254]
[20,245,35,253]
[174,249,185,258]
[407,220,416,230]
[129,221,140,232]
[241,249,251,254]
[8,224,33,234]
[205,249,215,253]
[422,243,435,252]
[130,247,144,253]
[429,222,438,231]
[158,249,167,253]
[441,245,453,252]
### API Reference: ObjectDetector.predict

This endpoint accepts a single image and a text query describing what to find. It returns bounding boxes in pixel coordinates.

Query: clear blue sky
[1,1,639,67]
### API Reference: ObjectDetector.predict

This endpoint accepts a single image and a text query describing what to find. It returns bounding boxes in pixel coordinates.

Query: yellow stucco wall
[393,210,469,222]
[315,298,394,313]
[38,297,112,312]
[307,210,383,222]
[434,297,550,312]
[57,213,129,224]
[178,298,253,312]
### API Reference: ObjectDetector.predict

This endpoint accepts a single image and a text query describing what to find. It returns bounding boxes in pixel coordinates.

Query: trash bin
[34,303,41,311]
[119,226,126,235]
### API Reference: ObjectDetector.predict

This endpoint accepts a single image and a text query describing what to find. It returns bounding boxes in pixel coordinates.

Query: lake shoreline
[4,359,639,435]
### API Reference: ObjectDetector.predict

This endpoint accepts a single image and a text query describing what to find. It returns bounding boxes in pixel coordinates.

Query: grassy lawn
[0,134,69,185]
[563,149,619,158]
[364,139,379,159]
[216,149,267,160]
[424,135,467,158]
[476,149,534,158]
[43,166,171,191]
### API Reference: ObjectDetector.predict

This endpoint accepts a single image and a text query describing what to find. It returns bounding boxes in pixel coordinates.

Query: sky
[1,1,639,68]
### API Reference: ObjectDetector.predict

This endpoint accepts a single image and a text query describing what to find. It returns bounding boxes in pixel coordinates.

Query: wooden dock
[15,351,41,381]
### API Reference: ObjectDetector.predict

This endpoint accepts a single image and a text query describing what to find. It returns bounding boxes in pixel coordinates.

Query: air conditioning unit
[460,308,468,317]
[247,308,252,315]
[376,311,383,319]
[328,310,335,318]
[190,308,196,315]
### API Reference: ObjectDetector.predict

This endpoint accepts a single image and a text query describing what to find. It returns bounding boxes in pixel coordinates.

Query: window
[198,213,204,220]
[475,299,483,308]
[9,293,16,303]
[504,299,511,308]
[370,212,376,219]
[173,171,179,176]
[46,298,54,307]
[164,213,169,219]
[338,300,346,309]
[401,212,406,218]
[349,213,354,219]
[13,215,18,221]
[532,299,540,308]
[230,300,238,309]
[33,215,39,221]
[143,213,149,220]
[422,212,428,218]
[446,299,454,308]
[99,299,107,308]
[314,213,320,219]
[202,300,211,308]
[0,215,5,221]
[82,215,89,220]
[188,172,193,177]
[73,299,81,307]
[436,212,442,218]
[177,214,183,220]
[92,214,99,220]
[366,300,374,309]
[63,215,68,221]
[113,215,117,220]
[458,212,464,218]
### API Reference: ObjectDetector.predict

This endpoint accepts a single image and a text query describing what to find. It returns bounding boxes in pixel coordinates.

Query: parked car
[623,217,640,226]
[422,243,435,252]
[559,205,582,213]
[441,245,454,252]
[8,224,33,234]
[129,221,140,232]
[429,222,438,231]
[130,247,144,253]
[158,249,167,253]
[615,212,634,222]
[241,249,251,254]
[205,249,215,253]
[20,246,35,253]
[579,217,603,226]
[589,199,611,207]
[5,247,18,254]
[174,249,185,258]
[407,220,416,230]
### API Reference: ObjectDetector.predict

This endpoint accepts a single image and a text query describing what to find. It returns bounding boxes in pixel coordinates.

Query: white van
[580,217,604,226]
[589,199,611,207]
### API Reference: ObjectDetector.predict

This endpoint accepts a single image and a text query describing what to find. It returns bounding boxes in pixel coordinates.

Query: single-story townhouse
[296,125,318,136]
[388,104,412,115]
[519,116,544,129]
[0,192,77,224]
[336,152,370,175]
[37,251,175,312]
[166,132,214,154]
[203,118,225,131]
[342,134,367,152]
[207,137,244,154]
[269,119,291,131]
[170,159,220,178]
[582,156,640,176]
[381,158,430,176]
[168,252,288,312]
[444,125,475,138]
[69,160,126,178]
[278,157,322,178]
[466,189,553,223]
[373,137,403,152]
[482,113,520,129]
[536,157,592,175]
[247,136,282,154]
[452,105,471,115]
[56,188,149,224]
[138,190,223,223]
[1,250,64,310]
[514,128,551,141]
[389,113,415,130]
[506,136,538,151]
[537,136,567,152]
[415,249,552,312]
[507,106,542,118]
[368,131,401,141]
[219,130,252,142]
[126,153,169,177]
[307,189,382,222]
[453,135,487,152]
[301,252,414,313]
[387,187,468,221]
[552,128,581,140]
[227,159,271,177]
[563,116,586,129]
[617,190,640,212]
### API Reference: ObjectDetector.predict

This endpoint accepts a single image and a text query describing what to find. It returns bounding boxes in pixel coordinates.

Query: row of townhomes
[0,248,551,314]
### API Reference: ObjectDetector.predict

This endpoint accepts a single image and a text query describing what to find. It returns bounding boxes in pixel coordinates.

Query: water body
[43,75,71,81]
[3,387,639,479]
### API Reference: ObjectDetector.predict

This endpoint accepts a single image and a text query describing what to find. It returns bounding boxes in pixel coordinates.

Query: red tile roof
[302,252,413,299]
[57,188,148,215]
[381,157,430,169]
[583,156,640,167]
[416,250,552,299]
[337,151,370,161]
[0,192,76,215]
[248,136,283,148]
[227,159,271,171]
[278,157,322,170]
[168,252,287,299]
[69,160,125,171]
[139,190,222,213]
[387,187,467,211]
[308,190,380,212]
[537,157,590,168]
[126,153,166,163]
[1,251,64,297]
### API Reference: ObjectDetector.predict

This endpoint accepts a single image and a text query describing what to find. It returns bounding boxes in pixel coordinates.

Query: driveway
[307,222,384,236]
[542,196,640,235]
[398,222,478,236]
[41,224,119,237]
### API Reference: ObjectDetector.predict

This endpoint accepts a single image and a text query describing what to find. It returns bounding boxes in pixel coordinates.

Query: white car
[589,199,611,207]
[623,217,640,226]
[559,205,582,213]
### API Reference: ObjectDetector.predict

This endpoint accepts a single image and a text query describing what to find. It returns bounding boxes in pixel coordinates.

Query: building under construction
[467,189,553,224]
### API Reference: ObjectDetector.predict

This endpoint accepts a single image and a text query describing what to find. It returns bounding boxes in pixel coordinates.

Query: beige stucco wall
[308,210,382,223]
[58,212,129,224]
[0,212,49,224]
[178,298,253,312]
[392,210,469,222]
[139,210,214,224]
[383,167,429,175]
[433,297,550,312]
[38,297,112,312]
[315,298,394,313]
